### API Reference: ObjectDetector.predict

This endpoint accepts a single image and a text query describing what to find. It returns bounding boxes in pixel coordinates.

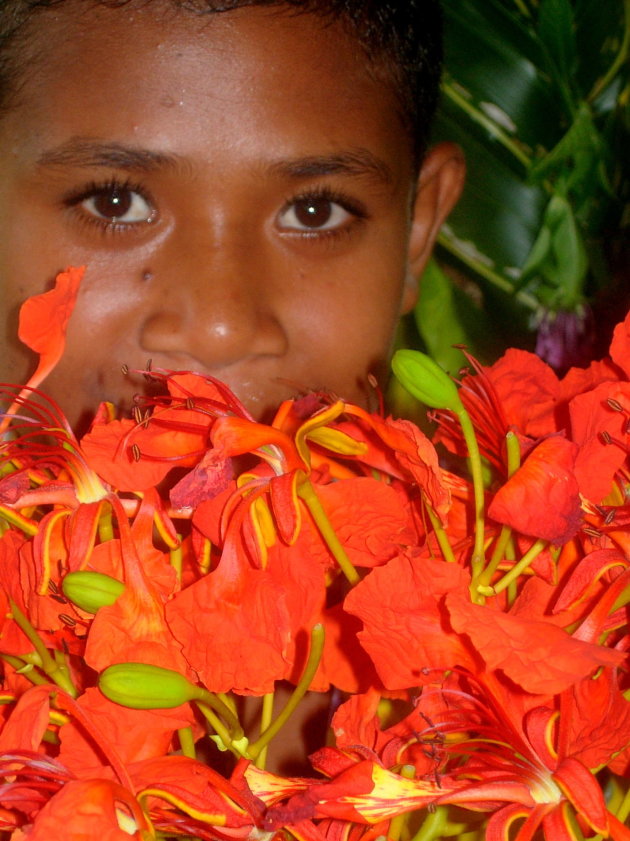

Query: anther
[600,431,613,445]
[607,398,624,412]
[48,580,59,595]
[131,444,142,462]
[185,397,195,410]
[50,594,67,605]
[121,363,129,376]
[133,406,143,425]
[145,358,153,372]
[582,526,602,538]
[59,614,76,627]
[604,509,616,525]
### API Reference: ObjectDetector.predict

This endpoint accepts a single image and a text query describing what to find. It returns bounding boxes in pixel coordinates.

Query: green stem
[98,504,114,542]
[492,538,548,594]
[1,654,49,687]
[255,692,275,769]
[298,482,359,585]
[425,502,456,563]
[196,702,243,758]
[437,231,539,311]
[410,806,448,841]
[456,409,485,582]
[476,431,521,591]
[478,525,512,589]
[8,600,77,696]
[193,689,245,742]
[512,0,532,16]
[389,766,416,841]
[0,506,38,536]
[615,779,630,824]
[249,624,325,760]
[177,727,196,759]
[170,539,183,588]
[588,0,630,103]
[441,81,532,170]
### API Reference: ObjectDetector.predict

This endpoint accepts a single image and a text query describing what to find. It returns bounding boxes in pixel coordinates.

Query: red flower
[15,267,84,391]
[344,552,474,689]
[487,435,582,544]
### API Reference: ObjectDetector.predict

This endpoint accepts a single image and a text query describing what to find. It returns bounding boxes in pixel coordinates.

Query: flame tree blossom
[0,269,627,840]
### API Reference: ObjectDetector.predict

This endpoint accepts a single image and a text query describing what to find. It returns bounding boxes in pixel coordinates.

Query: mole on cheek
[142,270,154,282]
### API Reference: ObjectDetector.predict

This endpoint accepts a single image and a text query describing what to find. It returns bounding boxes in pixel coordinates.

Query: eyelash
[61,179,368,240]
[278,185,368,238]
[62,177,155,235]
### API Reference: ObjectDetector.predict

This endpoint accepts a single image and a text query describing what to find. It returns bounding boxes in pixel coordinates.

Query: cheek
[288,264,407,394]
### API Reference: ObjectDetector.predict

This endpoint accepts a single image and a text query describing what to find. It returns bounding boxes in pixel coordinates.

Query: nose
[138,232,288,373]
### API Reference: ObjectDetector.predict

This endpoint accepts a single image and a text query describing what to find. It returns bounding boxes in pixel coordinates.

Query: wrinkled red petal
[17,267,84,389]
[345,553,473,689]
[488,436,582,544]
[446,593,623,695]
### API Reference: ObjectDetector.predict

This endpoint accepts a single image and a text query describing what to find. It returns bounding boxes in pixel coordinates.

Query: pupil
[295,199,331,228]
[94,188,131,219]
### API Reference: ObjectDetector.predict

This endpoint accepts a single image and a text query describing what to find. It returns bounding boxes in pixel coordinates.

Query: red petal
[345,553,473,689]
[17,267,84,388]
[488,436,582,544]
[609,310,630,378]
[446,593,623,694]
[552,756,608,836]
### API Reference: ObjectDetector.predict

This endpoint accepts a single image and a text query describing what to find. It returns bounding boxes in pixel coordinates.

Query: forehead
[6,3,410,176]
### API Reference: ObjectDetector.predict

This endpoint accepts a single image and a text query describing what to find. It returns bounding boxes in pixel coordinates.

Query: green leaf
[537,0,577,89]
[413,260,498,372]
[433,108,547,273]
[441,0,569,148]
[520,194,588,307]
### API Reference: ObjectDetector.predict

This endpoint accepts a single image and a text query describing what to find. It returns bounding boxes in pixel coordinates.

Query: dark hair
[0,0,443,165]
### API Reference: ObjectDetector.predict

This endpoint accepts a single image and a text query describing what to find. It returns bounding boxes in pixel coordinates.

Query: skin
[0,2,465,769]
[0,1,464,430]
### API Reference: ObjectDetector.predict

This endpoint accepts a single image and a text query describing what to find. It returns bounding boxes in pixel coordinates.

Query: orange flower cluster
[0,268,628,841]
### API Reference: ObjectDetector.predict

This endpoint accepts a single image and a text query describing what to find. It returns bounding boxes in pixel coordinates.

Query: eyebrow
[36,138,393,185]
[266,150,393,185]
[36,139,180,172]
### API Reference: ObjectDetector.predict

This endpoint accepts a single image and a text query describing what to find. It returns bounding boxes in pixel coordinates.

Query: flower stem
[249,623,325,759]
[410,805,448,841]
[170,540,183,587]
[196,702,245,758]
[298,481,359,585]
[0,654,49,687]
[476,432,521,593]
[614,778,630,824]
[255,692,275,769]
[455,408,485,580]
[424,501,456,563]
[194,689,245,743]
[389,765,416,841]
[8,600,77,696]
[492,538,548,594]
[177,727,196,759]
[98,504,114,542]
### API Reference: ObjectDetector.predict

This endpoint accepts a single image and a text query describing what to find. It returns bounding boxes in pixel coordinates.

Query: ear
[401,142,466,313]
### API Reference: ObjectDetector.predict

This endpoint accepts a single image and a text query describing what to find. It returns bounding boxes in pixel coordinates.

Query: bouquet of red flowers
[0,267,628,841]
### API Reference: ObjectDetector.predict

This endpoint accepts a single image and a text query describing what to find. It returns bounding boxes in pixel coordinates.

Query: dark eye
[277,196,352,232]
[79,185,155,224]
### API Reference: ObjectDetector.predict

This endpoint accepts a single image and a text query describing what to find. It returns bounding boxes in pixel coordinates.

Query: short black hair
[0,0,443,166]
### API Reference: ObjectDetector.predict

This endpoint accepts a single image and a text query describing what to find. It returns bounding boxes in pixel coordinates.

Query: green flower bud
[62,571,125,613]
[99,662,201,709]
[391,349,463,412]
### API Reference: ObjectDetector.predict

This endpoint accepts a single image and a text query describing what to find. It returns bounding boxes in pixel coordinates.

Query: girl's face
[0,2,462,428]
